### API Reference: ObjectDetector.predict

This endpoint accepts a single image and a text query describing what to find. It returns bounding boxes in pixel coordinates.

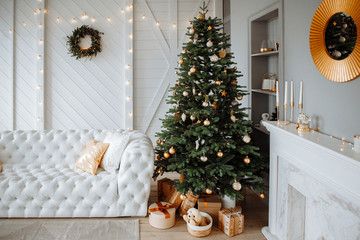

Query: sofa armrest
[117,131,154,216]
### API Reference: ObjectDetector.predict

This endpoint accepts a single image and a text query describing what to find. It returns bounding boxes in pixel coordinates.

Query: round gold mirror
[309,0,360,82]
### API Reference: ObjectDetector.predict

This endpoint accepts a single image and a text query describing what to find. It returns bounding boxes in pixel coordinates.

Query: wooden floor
[139,175,268,240]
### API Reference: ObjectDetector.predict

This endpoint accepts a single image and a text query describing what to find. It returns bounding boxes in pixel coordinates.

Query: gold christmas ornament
[224,69,227,73]
[197,14,205,20]
[180,194,186,200]
[156,139,161,145]
[200,155,208,162]
[156,155,161,160]
[215,80,221,85]
[221,91,228,96]
[259,192,266,199]
[237,94,243,100]
[190,115,196,121]
[212,101,217,109]
[164,152,170,159]
[198,92,203,96]
[190,67,196,73]
[205,188,212,194]
[177,81,181,86]
[234,66,237,70]
[169,146,176,155]
[189,27,195,34]
[173,91,177,95]
[243,134,251,143]
[231,115,236,123]
[219,49,227,58]
[180,173,184,183]
[226,142,230,146]
[179,59,184,65]
[183,91,189,97]
[189,39,193,43]
[231,80,238,86]
[244,156,250,164]
[197,120,202,124]
[208,26,212,30]
[204,119,210,126]
[157,167,163,174]
[174,111,180,121]
[217,150,224,158]
[161,141,165,145]
[181,113,187,122]
[202,101,209,107]
[232,180,242,191]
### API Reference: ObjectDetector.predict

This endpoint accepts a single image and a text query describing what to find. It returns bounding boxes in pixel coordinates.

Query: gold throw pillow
[75,139,109,175]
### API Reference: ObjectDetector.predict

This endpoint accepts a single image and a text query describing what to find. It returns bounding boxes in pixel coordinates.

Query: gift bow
[149,202,174,219]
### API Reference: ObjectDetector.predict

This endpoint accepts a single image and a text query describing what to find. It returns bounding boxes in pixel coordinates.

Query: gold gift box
[218,208,244,237]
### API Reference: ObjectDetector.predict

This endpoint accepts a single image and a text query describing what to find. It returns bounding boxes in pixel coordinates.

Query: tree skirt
[0,219,139,240]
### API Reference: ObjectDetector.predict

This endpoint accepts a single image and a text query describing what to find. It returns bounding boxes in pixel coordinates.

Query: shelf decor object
[260,40,274,53]
[261,73,277,91]
[309,0,360,82]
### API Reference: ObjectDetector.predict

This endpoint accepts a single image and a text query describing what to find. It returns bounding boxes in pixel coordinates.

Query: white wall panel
[133,0,217,143]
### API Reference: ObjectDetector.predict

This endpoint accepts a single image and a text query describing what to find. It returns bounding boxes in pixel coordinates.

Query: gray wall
[232,0,360,141]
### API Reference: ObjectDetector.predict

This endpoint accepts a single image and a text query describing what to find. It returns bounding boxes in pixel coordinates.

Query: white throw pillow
[100,132,130,173]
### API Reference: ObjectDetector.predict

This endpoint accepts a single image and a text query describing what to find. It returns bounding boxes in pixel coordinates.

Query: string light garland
[66,25,104,60]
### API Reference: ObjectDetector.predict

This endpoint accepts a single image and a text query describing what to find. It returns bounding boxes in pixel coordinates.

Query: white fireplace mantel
[262,121,360,240]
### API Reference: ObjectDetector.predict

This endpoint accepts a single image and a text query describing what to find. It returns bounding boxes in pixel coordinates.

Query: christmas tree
[153,3,267,200]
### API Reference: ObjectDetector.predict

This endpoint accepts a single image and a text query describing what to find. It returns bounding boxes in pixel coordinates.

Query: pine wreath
[66,25,104,60]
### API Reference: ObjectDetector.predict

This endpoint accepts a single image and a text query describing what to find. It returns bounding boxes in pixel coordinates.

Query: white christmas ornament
[200,155,208,162]
[183,91,189,97]
[181,113,186,122]
[243,134,251,143]
[192,87,196,95]
[190,115,196,121]
[339,36,346,43]
[210,54,219,62]
[232,181,242,191]
[231,115,236,123]
[206,40,213,47]
[202,101,209,107]
[189,28,195,34]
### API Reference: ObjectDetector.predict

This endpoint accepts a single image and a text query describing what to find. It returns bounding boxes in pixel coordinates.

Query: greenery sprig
[66,25,104,60]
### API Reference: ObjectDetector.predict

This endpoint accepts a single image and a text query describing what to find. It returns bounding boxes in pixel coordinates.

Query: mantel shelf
[252,89,276,96]
[251,51,279,57]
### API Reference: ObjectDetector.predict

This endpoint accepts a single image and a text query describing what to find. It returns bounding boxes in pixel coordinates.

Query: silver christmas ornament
[202,101,209,107]
[231,115,236,123]
[206,40,213,47]
[183,91,189,97]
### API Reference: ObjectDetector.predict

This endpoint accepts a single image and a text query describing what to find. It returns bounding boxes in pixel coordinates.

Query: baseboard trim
[262,226,280,240]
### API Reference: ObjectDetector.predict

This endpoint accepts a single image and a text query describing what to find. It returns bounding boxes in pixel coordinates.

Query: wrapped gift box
[179,191,199,216]
[197,195,221,225]
[148,202,176,229]
[157,178,182,209]
[218,208,244,237]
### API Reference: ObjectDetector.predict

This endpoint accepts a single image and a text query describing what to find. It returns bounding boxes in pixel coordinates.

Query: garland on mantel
[66,25,104,60]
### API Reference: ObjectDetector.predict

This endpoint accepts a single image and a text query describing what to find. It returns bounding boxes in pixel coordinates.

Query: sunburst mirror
[309,0,360,82]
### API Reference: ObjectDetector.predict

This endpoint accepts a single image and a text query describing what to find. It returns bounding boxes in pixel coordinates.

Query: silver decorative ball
[200,155,208,162]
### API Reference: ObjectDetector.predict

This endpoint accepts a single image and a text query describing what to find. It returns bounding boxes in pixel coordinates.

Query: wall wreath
[66,25,104,60]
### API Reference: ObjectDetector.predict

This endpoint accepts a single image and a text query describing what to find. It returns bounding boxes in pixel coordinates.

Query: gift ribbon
[148,202,174,219]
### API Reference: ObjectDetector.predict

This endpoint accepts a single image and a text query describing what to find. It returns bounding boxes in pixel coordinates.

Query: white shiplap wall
[1,0,221,138]
[0,0,128,130]
[134,0,219,142]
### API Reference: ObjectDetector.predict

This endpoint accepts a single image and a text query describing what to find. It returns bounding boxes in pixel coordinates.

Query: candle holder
[283,104,288,124]
[296,113,311,133]
[290,102,294,122]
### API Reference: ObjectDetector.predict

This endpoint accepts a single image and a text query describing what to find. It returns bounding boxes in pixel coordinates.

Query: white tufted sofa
[0,129,154,218]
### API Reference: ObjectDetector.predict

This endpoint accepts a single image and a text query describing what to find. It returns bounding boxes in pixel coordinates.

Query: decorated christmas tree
[153,3,267,200]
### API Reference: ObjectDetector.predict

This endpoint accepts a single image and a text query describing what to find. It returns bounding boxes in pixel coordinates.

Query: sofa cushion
[0,163,119,217]
[75,140,109,175]
[100,132,130,173]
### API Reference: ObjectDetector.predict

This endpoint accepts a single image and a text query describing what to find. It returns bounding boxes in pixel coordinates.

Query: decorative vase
[221,195,236,209]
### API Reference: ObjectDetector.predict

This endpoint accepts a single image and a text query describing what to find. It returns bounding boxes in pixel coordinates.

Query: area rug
[0,219,139,240]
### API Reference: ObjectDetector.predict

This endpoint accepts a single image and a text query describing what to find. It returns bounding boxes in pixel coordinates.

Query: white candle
[290,80,294,104]
[284,81,288,105]
[299,80,303,106]
[276,81,279,104]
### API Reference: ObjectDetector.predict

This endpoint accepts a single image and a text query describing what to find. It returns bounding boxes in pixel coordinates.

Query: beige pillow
[75,139,109,175]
